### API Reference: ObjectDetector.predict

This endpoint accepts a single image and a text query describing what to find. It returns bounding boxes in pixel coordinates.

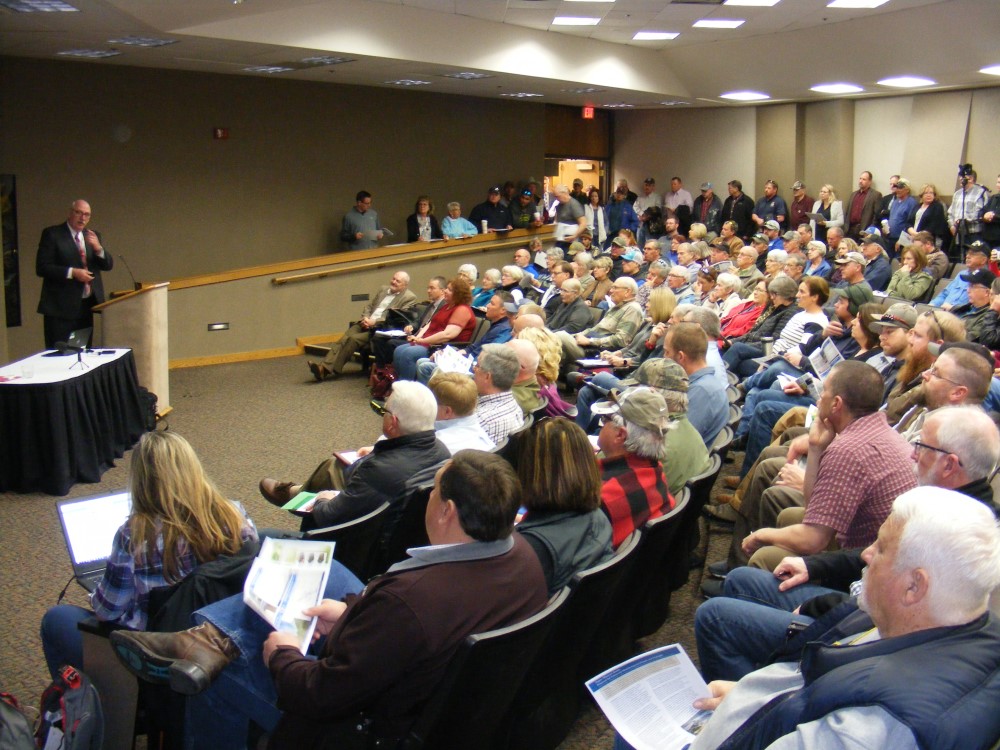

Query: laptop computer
[43,326,94,357]
[56,491,132,593]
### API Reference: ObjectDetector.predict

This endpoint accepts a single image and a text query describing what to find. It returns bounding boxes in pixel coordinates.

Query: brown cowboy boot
[110,622,239,696]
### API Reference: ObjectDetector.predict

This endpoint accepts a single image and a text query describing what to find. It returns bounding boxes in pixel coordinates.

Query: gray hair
[716,272,741,293]
[614,277,639,296]
[669,266,692,282]
[546,247,565,261]
[478,344,520,390]
[767,249,789,264]
[458,263,478,282]
[447,201,462,212]
[888,487,1000,625]
[785,255,806,269]
[650,264,672,282]
[683,306,722,339]
[387,381,438,434]
[672,303,698,322]
[483,268,501,285]
[928,406,1000,481]
[645,239,662,252]
[561,278,582,294]
[614,415,667,459]
[574,252,594,270]
[501,265,525,282]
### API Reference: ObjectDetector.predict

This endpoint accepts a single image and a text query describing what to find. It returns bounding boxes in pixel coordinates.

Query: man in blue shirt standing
[752,180,788,232]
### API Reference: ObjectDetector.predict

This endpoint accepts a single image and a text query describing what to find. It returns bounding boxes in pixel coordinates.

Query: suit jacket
[846,188,882,239]
[36,223,113,319]
[362,285,418,322]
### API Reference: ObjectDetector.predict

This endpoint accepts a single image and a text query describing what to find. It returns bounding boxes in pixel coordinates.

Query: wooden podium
[93,282,170,416]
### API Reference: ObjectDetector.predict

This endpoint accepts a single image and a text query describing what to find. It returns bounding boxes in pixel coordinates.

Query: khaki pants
[302,457,348,494]
[747,507,840,570]
[323,323,373,374]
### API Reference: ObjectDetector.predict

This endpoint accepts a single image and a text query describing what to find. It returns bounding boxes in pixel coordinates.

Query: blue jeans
[184,561,365,750]
[393,344,431,381]
[740,394,812,478]
[574,372,623,433]
[415,358,436,385]
[722,342,764,379]
[40,604,93,680]
[736,364,805,440]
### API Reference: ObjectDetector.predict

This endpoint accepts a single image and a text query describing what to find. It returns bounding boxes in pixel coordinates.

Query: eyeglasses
[912,440,962,466]
[925,365,963,387]
[370,400,391,417]
[921,310,944,335]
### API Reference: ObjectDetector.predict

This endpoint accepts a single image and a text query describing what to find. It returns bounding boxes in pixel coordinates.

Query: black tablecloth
[0,351,148,495]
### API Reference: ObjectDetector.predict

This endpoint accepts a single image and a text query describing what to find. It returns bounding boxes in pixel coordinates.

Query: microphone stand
[67,345,90,371]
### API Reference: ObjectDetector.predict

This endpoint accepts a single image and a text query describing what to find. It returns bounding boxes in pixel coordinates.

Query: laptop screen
[58,492,131,567]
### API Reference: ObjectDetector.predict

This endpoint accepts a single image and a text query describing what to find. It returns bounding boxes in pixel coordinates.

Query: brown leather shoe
[259,478,298,506]
[110,622,238,695]
[308,361,324,382]
[722,475,741,490]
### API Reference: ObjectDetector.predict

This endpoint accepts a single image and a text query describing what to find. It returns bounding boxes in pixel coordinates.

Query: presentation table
[0,348,148,495]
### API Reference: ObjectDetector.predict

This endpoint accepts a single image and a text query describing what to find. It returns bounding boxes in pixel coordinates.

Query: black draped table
[0,348,148,495]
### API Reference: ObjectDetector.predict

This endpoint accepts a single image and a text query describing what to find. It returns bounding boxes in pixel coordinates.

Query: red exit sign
[582,106,594,120]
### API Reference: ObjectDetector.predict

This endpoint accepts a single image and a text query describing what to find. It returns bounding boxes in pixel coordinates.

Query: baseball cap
[966,241,990,257]
[644,177,656,184]
[830,284,874,315]
[868,303,918,332]
[700,182,713,191]
[782,231,798,242]
[622,249,643,263]
[752,233,769,244]
[960,268,997,287]
[488,185,501,194]
[591,386,670,436]
[926,340,994,364]
[861,225,882,238]
[835,251,868,267]
[620,358,689,392]
[895,177,910,190]
[567,240,586,256]
[502,300,520,314]
[764,220,780,232]
[792,180,805,190]
[611,236,629,249]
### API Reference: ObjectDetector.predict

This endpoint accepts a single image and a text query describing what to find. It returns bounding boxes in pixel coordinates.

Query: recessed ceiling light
[720,90,770,101]
[552,16,601,25]
[693,18,745,29]
[244,65,295,74]
[384,79,431,86]
[56,49,120,58]
[877,76,935,88]
[563,87,606,94]
[827,0,888,7]
[442,72,494,80]
[810,82,863,94]
[979,65,1000,77]
[603,103,634,109]
[501,92,544,98]
[300,56,355,66]
[0,0,77,10]
[725,0,779,6]
[659,100,687,106]
[633,31,679,40]
[107,36,178,47]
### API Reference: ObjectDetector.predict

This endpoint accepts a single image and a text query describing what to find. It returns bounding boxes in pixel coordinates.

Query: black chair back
[669,453,723,591]
[303,502,391,582]
[712,425,735,464]
[500,532,641,750]
[399,588,569,750]
[635,488,690,638]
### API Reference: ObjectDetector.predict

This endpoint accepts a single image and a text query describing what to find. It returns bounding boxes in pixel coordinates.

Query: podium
[93,282,170,416]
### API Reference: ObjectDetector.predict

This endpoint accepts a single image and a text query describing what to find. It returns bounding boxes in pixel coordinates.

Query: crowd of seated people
[49,169,1000,750]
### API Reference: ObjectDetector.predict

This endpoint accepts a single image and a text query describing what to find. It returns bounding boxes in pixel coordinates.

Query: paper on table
[587,644,712,750]
[243,537,333,653]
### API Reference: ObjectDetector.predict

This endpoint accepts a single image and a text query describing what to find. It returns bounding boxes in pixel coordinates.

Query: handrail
[166,227,553,291]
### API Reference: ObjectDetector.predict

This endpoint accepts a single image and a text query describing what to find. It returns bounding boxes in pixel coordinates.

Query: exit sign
[582,106,594,120]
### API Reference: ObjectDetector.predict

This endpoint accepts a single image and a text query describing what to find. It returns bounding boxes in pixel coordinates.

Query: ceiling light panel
[979,65,1000,77]
[693,18,745,28]
[877,76,935,88]
[810,82,863,94]
[0,0,77,10]
[552,16,601,25]
[720,90,770,100]
[827,0,889,7]
[725,0,779,5]
[633,31,679,40]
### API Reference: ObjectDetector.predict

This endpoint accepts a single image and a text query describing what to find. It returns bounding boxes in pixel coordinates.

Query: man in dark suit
[846,170,884,240]
[36,200,114,348]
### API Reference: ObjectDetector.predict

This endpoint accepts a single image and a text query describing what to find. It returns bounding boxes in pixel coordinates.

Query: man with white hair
[694,406,1000,683]
[685,488,1000,750]
[309,271,417,380]
[558,277,644,360]
[666,265,697,305]
[734,246,764,296]
[258,381,450,530]
[594,387,674,548]
[547,278,592,333]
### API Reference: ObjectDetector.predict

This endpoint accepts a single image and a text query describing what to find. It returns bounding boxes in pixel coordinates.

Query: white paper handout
[587,644,712,750]
[434,345,474,375]
[243,537,333,654]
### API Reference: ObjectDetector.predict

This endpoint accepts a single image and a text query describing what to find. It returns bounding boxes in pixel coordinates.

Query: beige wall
[0,57,546,361]
[614,87,999,217]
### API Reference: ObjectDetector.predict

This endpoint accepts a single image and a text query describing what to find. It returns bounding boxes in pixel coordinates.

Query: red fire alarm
[213,127,230,140]
[582,106,594,120]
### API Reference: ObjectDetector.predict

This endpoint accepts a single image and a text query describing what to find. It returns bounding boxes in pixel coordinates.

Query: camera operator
[949,164,990,253]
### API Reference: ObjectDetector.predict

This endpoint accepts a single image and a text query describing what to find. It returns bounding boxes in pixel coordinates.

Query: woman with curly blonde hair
[517,326,561,385]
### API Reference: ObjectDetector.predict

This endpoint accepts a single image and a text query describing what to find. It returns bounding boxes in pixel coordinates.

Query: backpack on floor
[0,693,34,750]
[369,364,396,400]
[35,666,103,750]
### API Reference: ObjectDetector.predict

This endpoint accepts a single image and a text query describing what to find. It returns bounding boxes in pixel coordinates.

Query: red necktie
[76,233,91,297]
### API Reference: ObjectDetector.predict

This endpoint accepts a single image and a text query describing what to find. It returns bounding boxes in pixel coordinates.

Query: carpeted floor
[0,355,734,748]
